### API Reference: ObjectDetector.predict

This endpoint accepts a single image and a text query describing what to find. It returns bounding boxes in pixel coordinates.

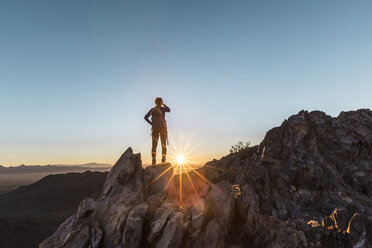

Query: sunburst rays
[145,132,219,207]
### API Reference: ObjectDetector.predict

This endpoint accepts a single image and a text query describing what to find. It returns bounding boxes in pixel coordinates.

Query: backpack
[151,107,167,130]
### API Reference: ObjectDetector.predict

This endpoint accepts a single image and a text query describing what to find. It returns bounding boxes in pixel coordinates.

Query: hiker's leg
[152,129,160,164]
[160,129,167,163]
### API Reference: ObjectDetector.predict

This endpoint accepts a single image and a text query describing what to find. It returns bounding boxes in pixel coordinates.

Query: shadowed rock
[40,109,372,248]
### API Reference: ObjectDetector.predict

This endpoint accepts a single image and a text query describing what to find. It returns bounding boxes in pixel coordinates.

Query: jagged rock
[238,184,259,233]
[347,213,371,248]
[90,224,103,248]
[155,212,184,248]
[204,219,224,248]
[40,109,372,248]
[147,205,174,243]
[39,215,77,248]
[322,208,354,231]
[191,199,206,230]
[77,197,96,219]
[144,164,173,198]
[206,180,235,235]
[61,224,90,248]
[121,203,148,248]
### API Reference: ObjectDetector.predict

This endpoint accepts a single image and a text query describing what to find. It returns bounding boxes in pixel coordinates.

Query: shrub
[230,141,251,153]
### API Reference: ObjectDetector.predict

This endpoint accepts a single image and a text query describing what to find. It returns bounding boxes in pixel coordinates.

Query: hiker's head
[155,97,163,106]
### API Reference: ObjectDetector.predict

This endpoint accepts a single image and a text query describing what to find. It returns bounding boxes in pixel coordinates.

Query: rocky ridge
[40,109,372,248]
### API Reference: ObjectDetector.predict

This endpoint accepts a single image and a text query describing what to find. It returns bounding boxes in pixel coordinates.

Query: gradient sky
[1,0,371,166]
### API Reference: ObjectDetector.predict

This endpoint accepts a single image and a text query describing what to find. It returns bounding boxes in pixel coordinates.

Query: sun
[146,133,215,207]
[176,155,185,164]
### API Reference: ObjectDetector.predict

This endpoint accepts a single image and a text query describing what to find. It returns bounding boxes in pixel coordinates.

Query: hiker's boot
[152,157,156,166]
[161,156,166,163]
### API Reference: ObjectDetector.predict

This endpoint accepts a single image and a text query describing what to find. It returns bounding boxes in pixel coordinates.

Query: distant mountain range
[0,163,111,174]
[0,170,107,248]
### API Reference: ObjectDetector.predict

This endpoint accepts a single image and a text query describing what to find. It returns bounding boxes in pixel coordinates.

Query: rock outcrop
[40,109,372,248]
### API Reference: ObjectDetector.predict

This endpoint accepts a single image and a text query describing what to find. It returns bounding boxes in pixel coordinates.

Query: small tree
[230,141,251,153]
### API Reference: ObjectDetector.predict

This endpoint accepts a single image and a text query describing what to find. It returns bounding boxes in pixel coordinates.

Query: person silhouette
[144,98,170,165]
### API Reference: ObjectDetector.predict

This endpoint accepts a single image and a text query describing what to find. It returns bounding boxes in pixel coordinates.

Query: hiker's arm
[144,110,152,125]
[163,104,170,112]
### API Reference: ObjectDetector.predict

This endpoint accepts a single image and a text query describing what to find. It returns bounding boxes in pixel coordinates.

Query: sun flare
[146,133,215,207]
[176,155,185,164]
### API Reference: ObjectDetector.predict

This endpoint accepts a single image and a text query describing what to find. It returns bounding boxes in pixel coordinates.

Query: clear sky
[1,0,371,166]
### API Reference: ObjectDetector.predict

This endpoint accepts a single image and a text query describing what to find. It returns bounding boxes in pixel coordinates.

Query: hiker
[144,97,170,165]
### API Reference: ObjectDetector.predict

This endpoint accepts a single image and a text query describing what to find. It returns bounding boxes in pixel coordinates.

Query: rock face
[40,109,372,248]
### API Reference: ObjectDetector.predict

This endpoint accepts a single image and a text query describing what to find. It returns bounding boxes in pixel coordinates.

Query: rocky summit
[40,109,372,248]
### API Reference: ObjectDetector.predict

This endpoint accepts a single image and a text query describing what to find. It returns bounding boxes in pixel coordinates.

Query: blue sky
[1,0,371,166]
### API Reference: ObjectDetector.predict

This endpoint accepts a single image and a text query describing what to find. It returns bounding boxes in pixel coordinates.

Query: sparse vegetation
[230,141,258,159]
[230,141,251,153]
